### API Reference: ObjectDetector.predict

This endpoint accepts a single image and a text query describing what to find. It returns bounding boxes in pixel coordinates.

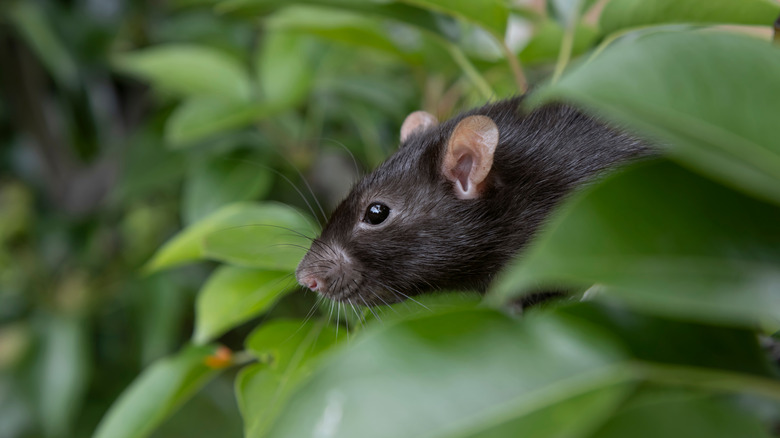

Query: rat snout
[297,271,324,293]
[295,241,360,300]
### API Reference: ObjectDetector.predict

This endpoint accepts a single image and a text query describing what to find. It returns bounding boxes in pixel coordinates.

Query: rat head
[295,108,506,306]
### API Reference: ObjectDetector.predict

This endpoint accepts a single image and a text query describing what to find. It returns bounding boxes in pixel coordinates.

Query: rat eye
[363,202,390,225]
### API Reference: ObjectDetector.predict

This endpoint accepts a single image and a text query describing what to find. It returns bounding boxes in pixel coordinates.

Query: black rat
[295,96,650,306]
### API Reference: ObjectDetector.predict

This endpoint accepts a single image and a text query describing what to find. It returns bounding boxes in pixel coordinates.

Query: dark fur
[296,96,650,305]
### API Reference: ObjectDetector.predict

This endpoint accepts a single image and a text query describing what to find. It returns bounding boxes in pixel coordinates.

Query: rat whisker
[271,150,329,225]
[366,287,397,313]
[358,293,381,323]
[348,300,365,331]
[394,290,431,311]
[321,137,362,179]
[223,157,325,229]
[208,224,315,240]
[243,223,317,241]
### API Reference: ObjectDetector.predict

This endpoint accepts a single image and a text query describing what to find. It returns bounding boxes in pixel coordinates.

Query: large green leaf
[193,267,292,344]
[144,202,317,273]
[201,212,318,272]
[262,304,780,437]
[491,161,780,326]
[113,45,252,101]
[256,32,314,105]
[216,0,458,41]
[183,155,273,225]
[398,0,510,37]
[237,319,343,438]
[263,6,424,63]
[165,98,287,147]
[600,0,780,36]
[93,345,224,438]
[555,302,774,377]
[591,387,773,438]
[264,308,633,438]
[533,31,780,204]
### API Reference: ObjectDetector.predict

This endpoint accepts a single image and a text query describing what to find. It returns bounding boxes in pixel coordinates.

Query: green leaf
[362,291,482,325]
[35,314,89,438]
[201,214,318,272]
[398,0,510,37]
[93,345,224,438]
[600,0,780,36]
[217,0,458,41]
[534,31,780,205]
[144,202,317,274]
[256,32,314,105]
[591,387,773,438]
[237,319,343,438]
[491,161,780,326]
[113,44,253,101]
[193,267,292,344]
[264,308,633,438]
[519,20,598,65]
[555,302,774,377]
[165,97,287,147]
[263,6,423,63]
[183,155,273,225]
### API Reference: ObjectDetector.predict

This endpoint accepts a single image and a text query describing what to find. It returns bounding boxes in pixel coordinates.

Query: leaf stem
[444,42,494,100]
[499,41,528,93]
[551,22,577,84]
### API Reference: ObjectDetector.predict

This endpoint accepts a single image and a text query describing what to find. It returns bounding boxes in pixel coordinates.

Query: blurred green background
[2,1,780,437]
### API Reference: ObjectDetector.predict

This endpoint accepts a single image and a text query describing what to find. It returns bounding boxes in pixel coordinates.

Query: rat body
[296,96,650,306]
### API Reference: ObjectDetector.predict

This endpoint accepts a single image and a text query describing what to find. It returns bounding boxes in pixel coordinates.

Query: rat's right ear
[442,115,499,200]
[400,111,438,143]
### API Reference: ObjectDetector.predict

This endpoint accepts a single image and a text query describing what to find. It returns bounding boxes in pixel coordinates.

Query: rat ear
[442,115,499,200]
[400,111,438,143]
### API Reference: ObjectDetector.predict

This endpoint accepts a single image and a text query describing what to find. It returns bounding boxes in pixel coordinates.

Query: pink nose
[300,274,322,292]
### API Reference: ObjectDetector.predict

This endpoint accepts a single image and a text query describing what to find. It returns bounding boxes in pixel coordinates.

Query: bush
[1,1,779,437]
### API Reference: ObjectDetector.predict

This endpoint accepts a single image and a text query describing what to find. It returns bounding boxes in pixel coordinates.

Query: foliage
[1,0,779,438]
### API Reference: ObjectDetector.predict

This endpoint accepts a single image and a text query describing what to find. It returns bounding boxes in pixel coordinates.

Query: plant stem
[444,42,494,100]
[551,22,576,84]
[499,40,528,93]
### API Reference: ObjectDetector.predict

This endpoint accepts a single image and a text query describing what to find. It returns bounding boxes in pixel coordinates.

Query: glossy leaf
[93,345,224,438]
[165,98,287,147]
[144,202,317,273]
[264,308,632,438]
[256,32,313,105]
[237,319,343,438]
[183,156,273,225]
[399,0,510,37]
[201,213,318,272]
[193,267,292,344]
[361,291,482,325]
[491,161,780,326]
[216,0,458,41]
[600,0,780,36]
[555,302,774,377]
[113,45,252,101]
[591,387,772,438]
[534,31,780,205]
[264,6,423,63]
